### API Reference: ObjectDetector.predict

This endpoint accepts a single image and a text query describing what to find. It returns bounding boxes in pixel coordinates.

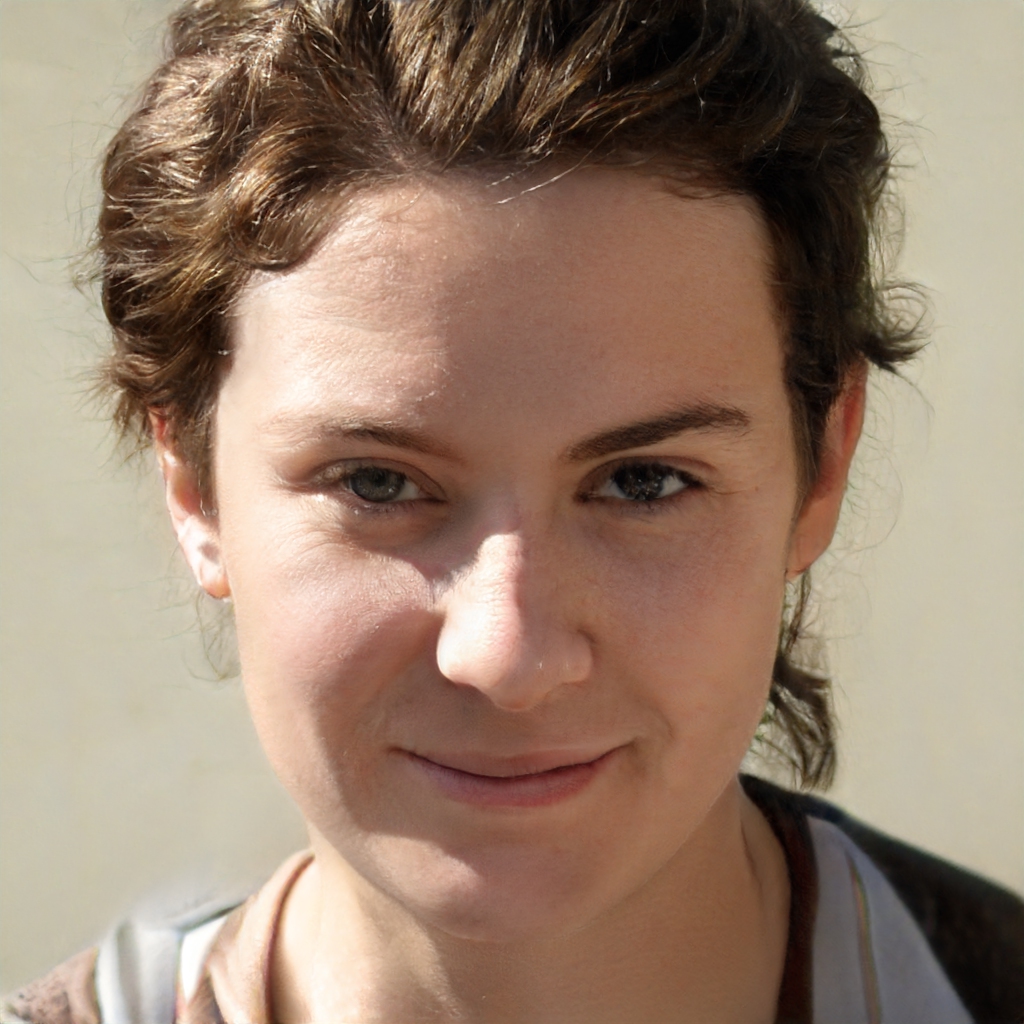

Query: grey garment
[96,921,179,1024]
[810,817,974,1024]
[95,903,234,1024]
[90,827,974,1024]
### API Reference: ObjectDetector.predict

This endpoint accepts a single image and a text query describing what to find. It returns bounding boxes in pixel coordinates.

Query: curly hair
[97,0,922,788]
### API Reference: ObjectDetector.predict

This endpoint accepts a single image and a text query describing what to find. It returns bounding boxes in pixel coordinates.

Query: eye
[342,466,424,503]
[593,463,695,502]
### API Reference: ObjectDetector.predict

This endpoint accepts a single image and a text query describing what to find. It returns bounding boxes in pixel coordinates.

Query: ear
[786,367,867,579]
[151,414,230,599]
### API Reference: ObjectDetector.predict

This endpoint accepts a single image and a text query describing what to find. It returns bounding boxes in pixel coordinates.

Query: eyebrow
[265,402,750,463]
[264,418,457,460]
[564,403,751,462]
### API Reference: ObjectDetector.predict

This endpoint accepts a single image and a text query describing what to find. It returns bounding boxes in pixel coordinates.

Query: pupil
[349,467,404,502]
[614,465,667,501]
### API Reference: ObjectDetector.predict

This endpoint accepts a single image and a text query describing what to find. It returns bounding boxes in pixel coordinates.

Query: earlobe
[151,415,230,600]
[786,367,867,579]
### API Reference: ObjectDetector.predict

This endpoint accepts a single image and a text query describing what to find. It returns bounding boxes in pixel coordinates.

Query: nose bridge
[451,529,529,655]
[434,525,591,710]
[466,527,528,619]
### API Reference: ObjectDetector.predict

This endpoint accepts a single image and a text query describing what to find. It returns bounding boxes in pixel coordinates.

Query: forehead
[227,169,783,431]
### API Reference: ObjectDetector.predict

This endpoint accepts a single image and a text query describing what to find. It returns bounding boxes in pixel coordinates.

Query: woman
[4,0,1022,1022]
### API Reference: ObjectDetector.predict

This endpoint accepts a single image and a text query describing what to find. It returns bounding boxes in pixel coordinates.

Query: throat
[269,784,790,1024]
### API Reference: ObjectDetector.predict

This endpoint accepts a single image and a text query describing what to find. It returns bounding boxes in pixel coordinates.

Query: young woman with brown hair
[5,1,1022,1021]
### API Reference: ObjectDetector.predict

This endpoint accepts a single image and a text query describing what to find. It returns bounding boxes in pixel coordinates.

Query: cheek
[223,518,434,792]
[599,491,790,640]
[595,497,790,765]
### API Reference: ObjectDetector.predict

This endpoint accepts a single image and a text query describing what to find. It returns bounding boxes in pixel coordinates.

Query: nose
[435,531,592,711]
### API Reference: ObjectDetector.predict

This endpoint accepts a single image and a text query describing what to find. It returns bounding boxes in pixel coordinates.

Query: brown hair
[98,0,922,788]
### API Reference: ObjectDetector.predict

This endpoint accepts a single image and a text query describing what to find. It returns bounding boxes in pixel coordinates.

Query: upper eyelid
[582,457,703,486]
[309,458,432,489]
[576,461,704,506]
[311,464,433,513]
[301,456,702,502]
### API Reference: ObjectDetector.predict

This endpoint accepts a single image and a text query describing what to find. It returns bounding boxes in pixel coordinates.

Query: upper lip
[403,747,621,778]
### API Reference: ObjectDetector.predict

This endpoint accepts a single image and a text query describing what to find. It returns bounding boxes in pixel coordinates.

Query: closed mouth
[401,747,620,807]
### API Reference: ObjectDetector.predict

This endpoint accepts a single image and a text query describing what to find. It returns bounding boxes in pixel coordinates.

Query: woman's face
[164,169,856,940]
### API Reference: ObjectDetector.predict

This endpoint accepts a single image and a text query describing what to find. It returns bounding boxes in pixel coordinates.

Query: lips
[400,747,621,808]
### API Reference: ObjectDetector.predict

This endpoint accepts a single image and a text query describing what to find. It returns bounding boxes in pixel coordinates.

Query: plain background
[1,0,1021,990]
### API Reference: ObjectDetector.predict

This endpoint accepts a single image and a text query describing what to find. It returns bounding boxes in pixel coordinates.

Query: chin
[355,832,627,944]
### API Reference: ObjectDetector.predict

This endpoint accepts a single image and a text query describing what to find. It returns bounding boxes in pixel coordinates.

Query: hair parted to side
[98,0,923,790]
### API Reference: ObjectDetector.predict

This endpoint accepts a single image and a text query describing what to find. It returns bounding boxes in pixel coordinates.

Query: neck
[272,777,789,1024]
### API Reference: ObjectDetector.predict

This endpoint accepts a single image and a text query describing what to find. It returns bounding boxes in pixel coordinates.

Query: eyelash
[581,460,701,510]
[312,462,435,514]
[311,459,701,516]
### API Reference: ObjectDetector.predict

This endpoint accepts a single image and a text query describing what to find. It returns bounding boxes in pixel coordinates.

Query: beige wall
[1,0,1021,990]
[818,0,1024,905]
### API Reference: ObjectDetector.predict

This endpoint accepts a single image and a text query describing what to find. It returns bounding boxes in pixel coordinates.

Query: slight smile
[400,748,624,809]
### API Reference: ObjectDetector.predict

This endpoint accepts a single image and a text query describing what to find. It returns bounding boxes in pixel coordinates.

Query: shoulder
[1,899,239,1024]
[2,949,99,1024]
[806,792,1024,1024]
[1,854,311,1024]
[743,774,1024,1024]
[1,907,235,1024]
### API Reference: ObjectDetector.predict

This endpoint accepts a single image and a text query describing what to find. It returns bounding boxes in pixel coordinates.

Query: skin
[157,168,865,1023]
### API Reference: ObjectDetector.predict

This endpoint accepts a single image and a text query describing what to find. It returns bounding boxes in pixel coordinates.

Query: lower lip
[404,750,618,808]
